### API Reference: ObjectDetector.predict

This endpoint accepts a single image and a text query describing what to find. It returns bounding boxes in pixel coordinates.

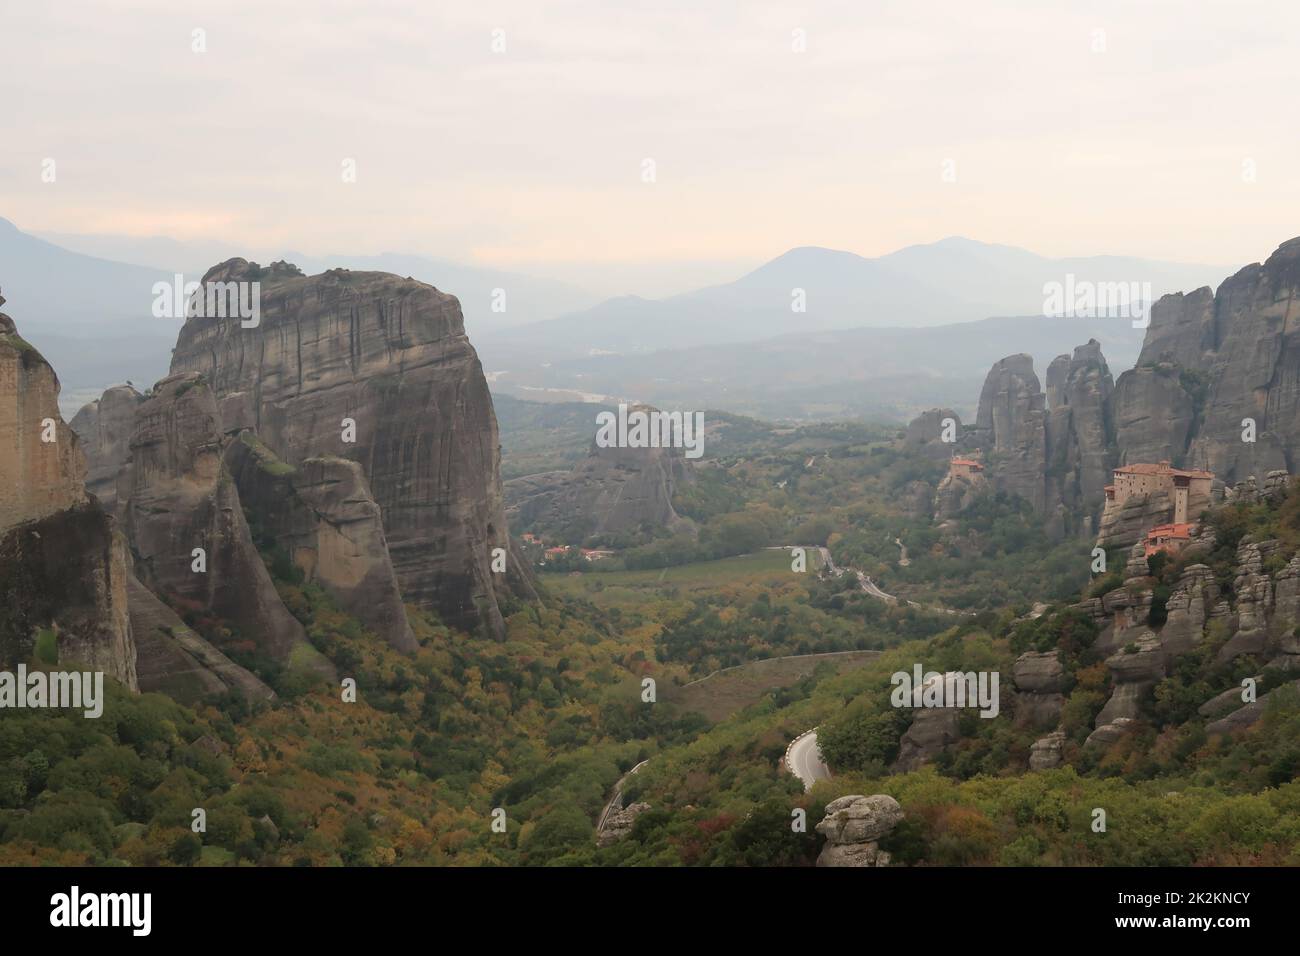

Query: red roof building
[1144,522,1195,559]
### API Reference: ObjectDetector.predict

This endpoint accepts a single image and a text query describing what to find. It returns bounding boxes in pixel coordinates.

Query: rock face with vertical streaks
[120,372,331,676]
[971,343,1115,534]
[167,259,529,639]
[1044,339,1115,518]
[974,354,1048,513]
[0,288,137,689]
[69,385,142,515]
[0,297,87,529]
[505,406,693,537]
[1108,238,1300,482]
[225,433,417,652]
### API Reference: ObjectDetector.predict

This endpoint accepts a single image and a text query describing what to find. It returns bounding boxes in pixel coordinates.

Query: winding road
[785,545,973,617]
[596,759,649,834]
[785,729,831,791]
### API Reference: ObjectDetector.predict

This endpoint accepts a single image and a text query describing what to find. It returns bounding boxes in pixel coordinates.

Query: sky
[2,0,1298,296]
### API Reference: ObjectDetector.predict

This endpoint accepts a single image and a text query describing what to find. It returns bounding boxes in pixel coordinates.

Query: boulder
[815,794,905,844]
[814,794,903,867]
[1013,650,1065,693]
[1085,717,1137,747]
[1029,731,1066,770]
[895,708,960,771]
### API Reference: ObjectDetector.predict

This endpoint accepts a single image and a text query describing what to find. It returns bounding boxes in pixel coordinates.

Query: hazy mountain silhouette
[33,225,600,332]
[0,217,177,413]
[479,237,1229,365]
[278,251,597,331]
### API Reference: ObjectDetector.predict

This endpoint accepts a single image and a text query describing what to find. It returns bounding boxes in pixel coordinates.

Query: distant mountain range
[475,237,1230,367]
[2,217,1234,420]
[35,229,600,332]
[5,218,597,413]
[0,217,178,415]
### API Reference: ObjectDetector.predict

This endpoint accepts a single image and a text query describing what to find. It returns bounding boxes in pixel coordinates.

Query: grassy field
[543,548,819,600]
[663,650,881,723]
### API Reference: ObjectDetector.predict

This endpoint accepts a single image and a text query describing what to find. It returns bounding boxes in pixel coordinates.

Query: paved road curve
[785,730,831,791]
[596,759,649,833]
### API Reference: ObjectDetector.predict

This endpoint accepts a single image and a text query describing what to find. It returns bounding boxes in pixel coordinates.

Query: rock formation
[120,372,332,678]
[226,434,416,652]
[969,342,1115,533]
[505,405,693,537]
[1159,564,1219,655]
[167,259,530,639]
[954,238,1300,544]
[1095,488,1173,550]
[814,794,904,867]
[1110,364,1195,468]
[1028,731,1066,770]
[596,802,650,848]
[1012,650,1065,730]
[1043,340,1114,513]
[0,504,138,691]
[68,385,142,515]
[1071,514,1300,747]
[974,354,1047,513]
[1205,679,1300,735]
[1095,631,1165,727]
[904,408,962,462]
[0,296,87,528]
[0,288,137,689]
[1112,238,1300,484]
[126,572,274,702]
[895,708,960,771]
[933,457,986,521]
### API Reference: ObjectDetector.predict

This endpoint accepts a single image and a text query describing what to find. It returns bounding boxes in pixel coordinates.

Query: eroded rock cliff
[0,289,137,689]
[69,384,142,515]
[505,406,693,538]
[974,354,1047,513]
[226,433,416,653]
[0,294,87,528]
[121,372,332,678]
[970,343,1115,533]
[1113,238,1300,483]
[167,259,527,639]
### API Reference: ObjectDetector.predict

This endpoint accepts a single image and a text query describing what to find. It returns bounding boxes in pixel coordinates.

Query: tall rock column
[168,259,530,639]
[975,354,1047,513]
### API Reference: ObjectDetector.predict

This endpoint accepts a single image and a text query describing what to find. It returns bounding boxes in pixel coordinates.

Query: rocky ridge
[0,288,137,689]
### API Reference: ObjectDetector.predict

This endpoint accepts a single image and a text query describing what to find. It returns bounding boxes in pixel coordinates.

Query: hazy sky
[3,0,1298,294]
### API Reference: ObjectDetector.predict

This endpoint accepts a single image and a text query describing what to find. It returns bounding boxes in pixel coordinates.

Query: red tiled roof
[1147,523,1194,540]
[1114,461,1213,480]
